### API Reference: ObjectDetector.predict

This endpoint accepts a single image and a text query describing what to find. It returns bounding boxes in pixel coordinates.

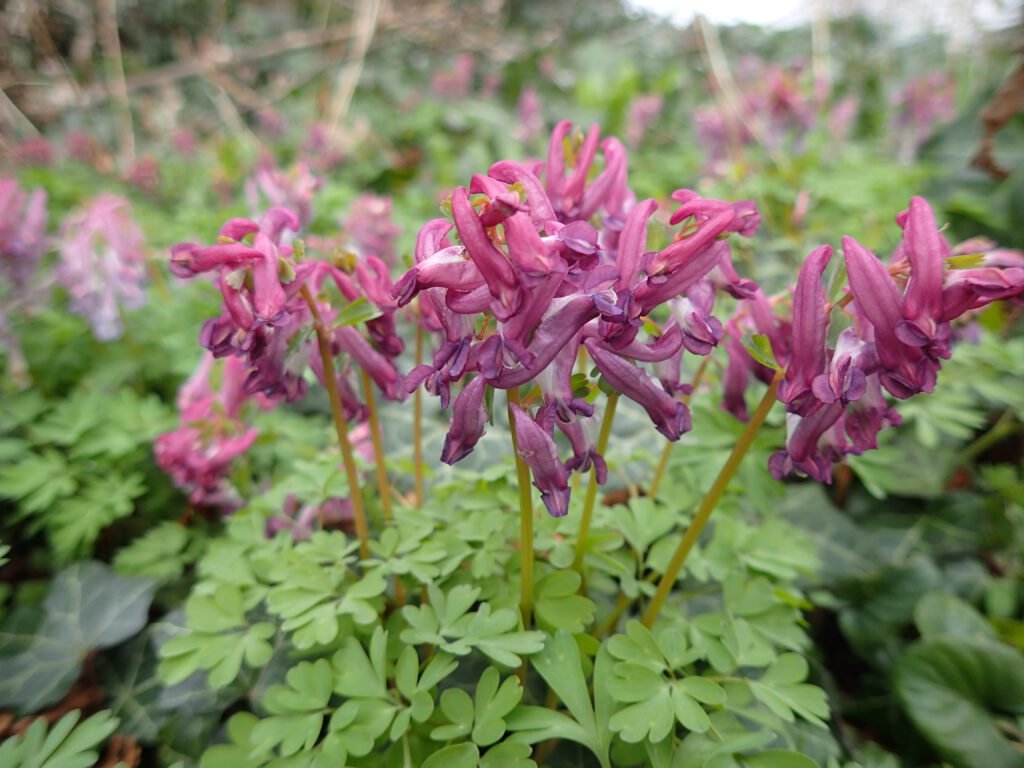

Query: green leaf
[333,635,389,700]
[744,333,782,371]
[480,741,537,768]
[252,660,334,756]
[433,688,474,741]
[741,750,820,767]
[114,522,193,583]
[0,450,77,516]
[49,473,146,562]
[0,709,119,768]
[608,686,674,742]
[517,632,610,768]
[534,570,596,634]
[748,654,830,728]
[0,562,156,713]
[401,586,543,667]
[894,637,1024,768]
[422,743,480,768]
[331,297,382,329]
[472,667,522,746]
[914,592,995,642]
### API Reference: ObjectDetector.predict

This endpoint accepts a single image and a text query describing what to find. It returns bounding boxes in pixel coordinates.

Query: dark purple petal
[441,376,488,464]
[509,404,572,517]
[585,339,690,441]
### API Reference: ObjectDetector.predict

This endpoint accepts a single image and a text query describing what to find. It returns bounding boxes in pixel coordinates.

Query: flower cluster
[694,57,820,171]
[396,121,758,516]
[57,194,147,341]
[768,197,1024,481]
[170,207,404,415]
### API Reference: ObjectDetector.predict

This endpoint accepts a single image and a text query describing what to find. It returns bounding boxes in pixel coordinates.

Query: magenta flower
[57,195,147,341]
[155,354,261,511]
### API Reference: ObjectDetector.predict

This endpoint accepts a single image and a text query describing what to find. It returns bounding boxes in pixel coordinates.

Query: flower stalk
[573,392,619,573]
[641,371,781,628]
[300,284,371,559]
[413,320,425,506]
[360,369,393,522]
[507,387,535,627]
[649,356,711,498]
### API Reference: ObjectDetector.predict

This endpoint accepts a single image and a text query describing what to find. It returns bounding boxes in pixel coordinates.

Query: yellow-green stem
[413,320,425,506]
[641,372,781,628]
[360,369,393,522]
[301,285,370,559]
[573,392,619,573]
[507,387,534,628]
[649,356,711,498]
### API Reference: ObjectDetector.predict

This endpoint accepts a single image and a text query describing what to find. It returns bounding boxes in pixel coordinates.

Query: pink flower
[57,195,147,341]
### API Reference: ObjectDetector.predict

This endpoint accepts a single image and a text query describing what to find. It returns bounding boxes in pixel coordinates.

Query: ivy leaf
[893,637,1024,768]
[0,562,155,713]
[913,592,995,642]
[0,709,119,768]
[533,570,596,634]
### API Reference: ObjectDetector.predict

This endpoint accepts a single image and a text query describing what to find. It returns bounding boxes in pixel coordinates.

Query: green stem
[413,319,426,507]
[955,410,1018,466]
[649,355,710,499]
[573,393,619,573]
[360,369,393,522]
[301,285,371,560]
[641,372,781,628]
[507,387,534,628]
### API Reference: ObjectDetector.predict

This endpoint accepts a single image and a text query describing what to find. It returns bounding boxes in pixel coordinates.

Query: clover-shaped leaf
[748,653,829,728]
[534,570,595,634]
[401,585,542,667]
[250,659,334,757]
[159,584,274,689]
[431,667,522,747]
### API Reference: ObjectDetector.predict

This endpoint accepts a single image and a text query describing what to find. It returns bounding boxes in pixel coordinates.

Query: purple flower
[57,195,147,341]
[509,404,571,518]
[441,376,488,464]
[585,339,690,441]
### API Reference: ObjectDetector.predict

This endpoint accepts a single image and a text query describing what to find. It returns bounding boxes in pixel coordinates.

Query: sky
[628,0,1021,37]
